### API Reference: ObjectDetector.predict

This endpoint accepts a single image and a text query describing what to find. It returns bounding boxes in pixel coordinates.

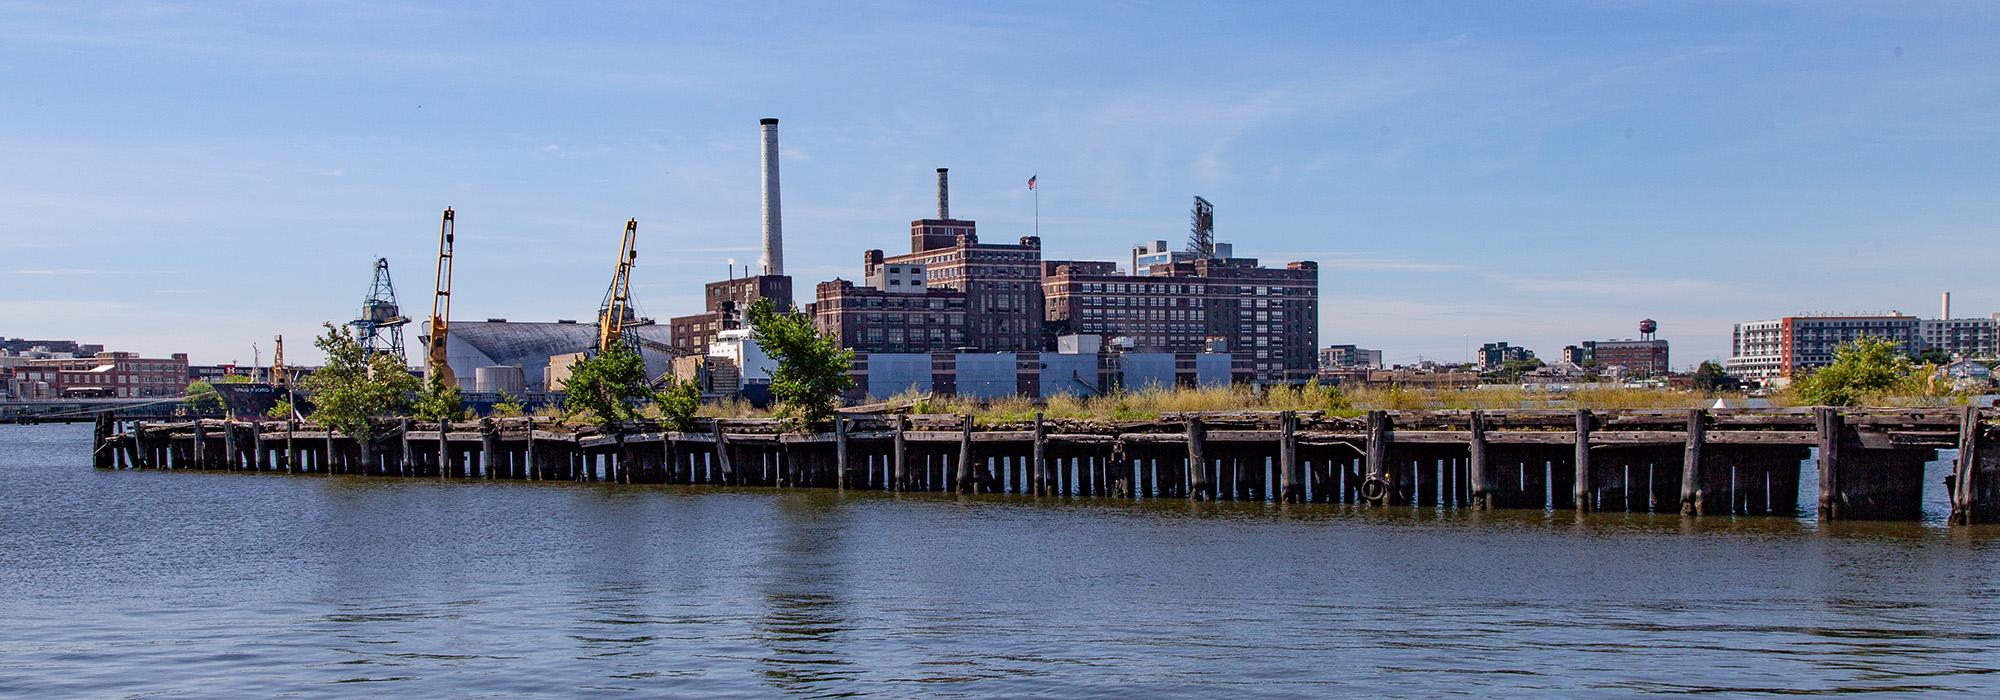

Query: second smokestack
[1943,291,1952,319]
[936,168,949,220]
[759,118,784,277]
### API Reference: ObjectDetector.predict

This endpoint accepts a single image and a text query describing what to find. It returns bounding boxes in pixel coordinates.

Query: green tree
[267,399,294,420]
[297,323,419,461]
[1787,336,1915,406]
[1691,361,1732,393]
[746,298,855,429]
[654,377,702,430]
[560,341,656,426]
[216,374,254,384]
[181,380,224,414]
[490,390,525,418]
[411,370,464,422]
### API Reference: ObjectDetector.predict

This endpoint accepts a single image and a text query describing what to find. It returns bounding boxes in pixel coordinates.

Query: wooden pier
[91,407,2000,523]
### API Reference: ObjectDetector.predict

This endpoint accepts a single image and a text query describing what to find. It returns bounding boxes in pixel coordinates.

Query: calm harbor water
[4,422,2000,697]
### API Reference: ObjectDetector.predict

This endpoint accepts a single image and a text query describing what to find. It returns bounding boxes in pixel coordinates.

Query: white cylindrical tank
[474,365,526,395]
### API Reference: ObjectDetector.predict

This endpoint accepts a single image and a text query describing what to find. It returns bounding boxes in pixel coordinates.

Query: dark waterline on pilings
[6,422,2000,696]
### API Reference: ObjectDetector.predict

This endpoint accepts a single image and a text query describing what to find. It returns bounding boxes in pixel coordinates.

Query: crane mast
[425,207,457,388]
[271,335,287,389]
[597,218,639,351]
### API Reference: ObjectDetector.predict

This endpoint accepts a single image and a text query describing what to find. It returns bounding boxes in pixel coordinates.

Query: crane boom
[425,207,457,387]
[597,218,639,351]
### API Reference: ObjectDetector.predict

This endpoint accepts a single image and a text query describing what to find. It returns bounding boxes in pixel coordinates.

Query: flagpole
[1034,185,1039,237]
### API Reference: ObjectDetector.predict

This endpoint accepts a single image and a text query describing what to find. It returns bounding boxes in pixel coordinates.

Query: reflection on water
[4,423,2000,697]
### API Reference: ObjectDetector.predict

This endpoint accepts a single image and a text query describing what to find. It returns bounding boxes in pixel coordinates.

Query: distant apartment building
[1919,315,1999,359]
[1319,344,1383,370]
[1478,342,1535,370]
[1561,339,1670,376]
[1044,256,1319,383]
[1726,313,1924,381]
[12,351,190,399]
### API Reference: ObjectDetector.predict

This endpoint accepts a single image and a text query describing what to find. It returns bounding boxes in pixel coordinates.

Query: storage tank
[474,365,526,395]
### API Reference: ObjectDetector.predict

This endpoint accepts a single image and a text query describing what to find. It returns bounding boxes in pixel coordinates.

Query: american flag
[1027,175,1037,190]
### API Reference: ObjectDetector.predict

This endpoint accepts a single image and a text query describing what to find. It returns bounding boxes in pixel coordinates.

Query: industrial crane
[271,335,287,388]
[351,257,410,364]
[596,218,639,351]
[425,207,457,388]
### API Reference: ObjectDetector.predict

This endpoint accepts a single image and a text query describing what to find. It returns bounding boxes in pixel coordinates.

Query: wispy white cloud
[11,268,131,276]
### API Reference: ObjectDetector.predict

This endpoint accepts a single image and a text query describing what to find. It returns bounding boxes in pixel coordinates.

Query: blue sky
[3,1,1996,366]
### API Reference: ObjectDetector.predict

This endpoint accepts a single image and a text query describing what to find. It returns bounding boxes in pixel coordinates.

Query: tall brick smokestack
[759,118,784,277]
[936,168,949,220]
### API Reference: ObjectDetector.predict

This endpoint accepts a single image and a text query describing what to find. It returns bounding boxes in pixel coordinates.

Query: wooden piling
[1032,413,1049,496]
[1469,411,1490,509]
[1185,416,1209,501]
[1954,405,1981,525]
[834,414,850,490]
[91,413,113,469]
[1574,409,1593,512]
[1680,409,1705,515]
[1815,407,1842,520]
[1278,411,1300,503]
[892,415,908,490]
[285,419,299,473]
[956,413,974,494]
[1364,411,1389,506]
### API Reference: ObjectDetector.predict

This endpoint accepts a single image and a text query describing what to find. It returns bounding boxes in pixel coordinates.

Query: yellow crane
[425,207,457,387]
[597,218,639,351]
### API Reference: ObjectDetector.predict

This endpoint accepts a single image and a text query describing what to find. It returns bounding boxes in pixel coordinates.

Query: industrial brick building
[812,279,969,353]
[1561,339,1671,376]
[874,169,1045,354]
[1042,256,1319,383]
[12,351,190,399]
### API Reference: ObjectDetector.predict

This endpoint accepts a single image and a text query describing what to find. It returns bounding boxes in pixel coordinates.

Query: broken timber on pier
[93,407,2000,523]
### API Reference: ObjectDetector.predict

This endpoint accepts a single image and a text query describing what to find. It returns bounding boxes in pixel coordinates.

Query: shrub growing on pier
[297,322,418,445]
[559,341,655,426]
[412,371,463,422]
[1786,336,1919,406]
[746,298,855,430]
[181,381,224,415]
[653,378,701,431]
[490,390,525,418]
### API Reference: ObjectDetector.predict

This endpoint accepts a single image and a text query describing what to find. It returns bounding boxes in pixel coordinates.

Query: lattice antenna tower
[1186,196,1216,259]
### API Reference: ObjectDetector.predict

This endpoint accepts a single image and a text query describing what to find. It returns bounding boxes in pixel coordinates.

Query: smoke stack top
[936,168,949,220]
[1943,291,1952,319]
[758,118,783,276]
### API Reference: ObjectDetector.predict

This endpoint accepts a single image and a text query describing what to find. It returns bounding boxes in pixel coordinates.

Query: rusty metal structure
[1186,196,1215,259]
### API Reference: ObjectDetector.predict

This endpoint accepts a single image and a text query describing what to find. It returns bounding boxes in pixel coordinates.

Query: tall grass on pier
[885,383,1722,425]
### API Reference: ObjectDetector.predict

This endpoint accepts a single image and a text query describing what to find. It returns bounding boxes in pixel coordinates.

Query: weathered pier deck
[92,407,2000,523]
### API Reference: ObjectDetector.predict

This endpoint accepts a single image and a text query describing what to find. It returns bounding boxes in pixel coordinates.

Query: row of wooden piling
[92,406,2000,523]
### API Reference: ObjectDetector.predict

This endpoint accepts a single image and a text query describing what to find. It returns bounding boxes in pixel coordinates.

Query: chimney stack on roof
[936,168,949,220]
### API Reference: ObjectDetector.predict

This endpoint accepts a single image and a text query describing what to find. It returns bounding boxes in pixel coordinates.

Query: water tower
[1639,319,1658,341]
